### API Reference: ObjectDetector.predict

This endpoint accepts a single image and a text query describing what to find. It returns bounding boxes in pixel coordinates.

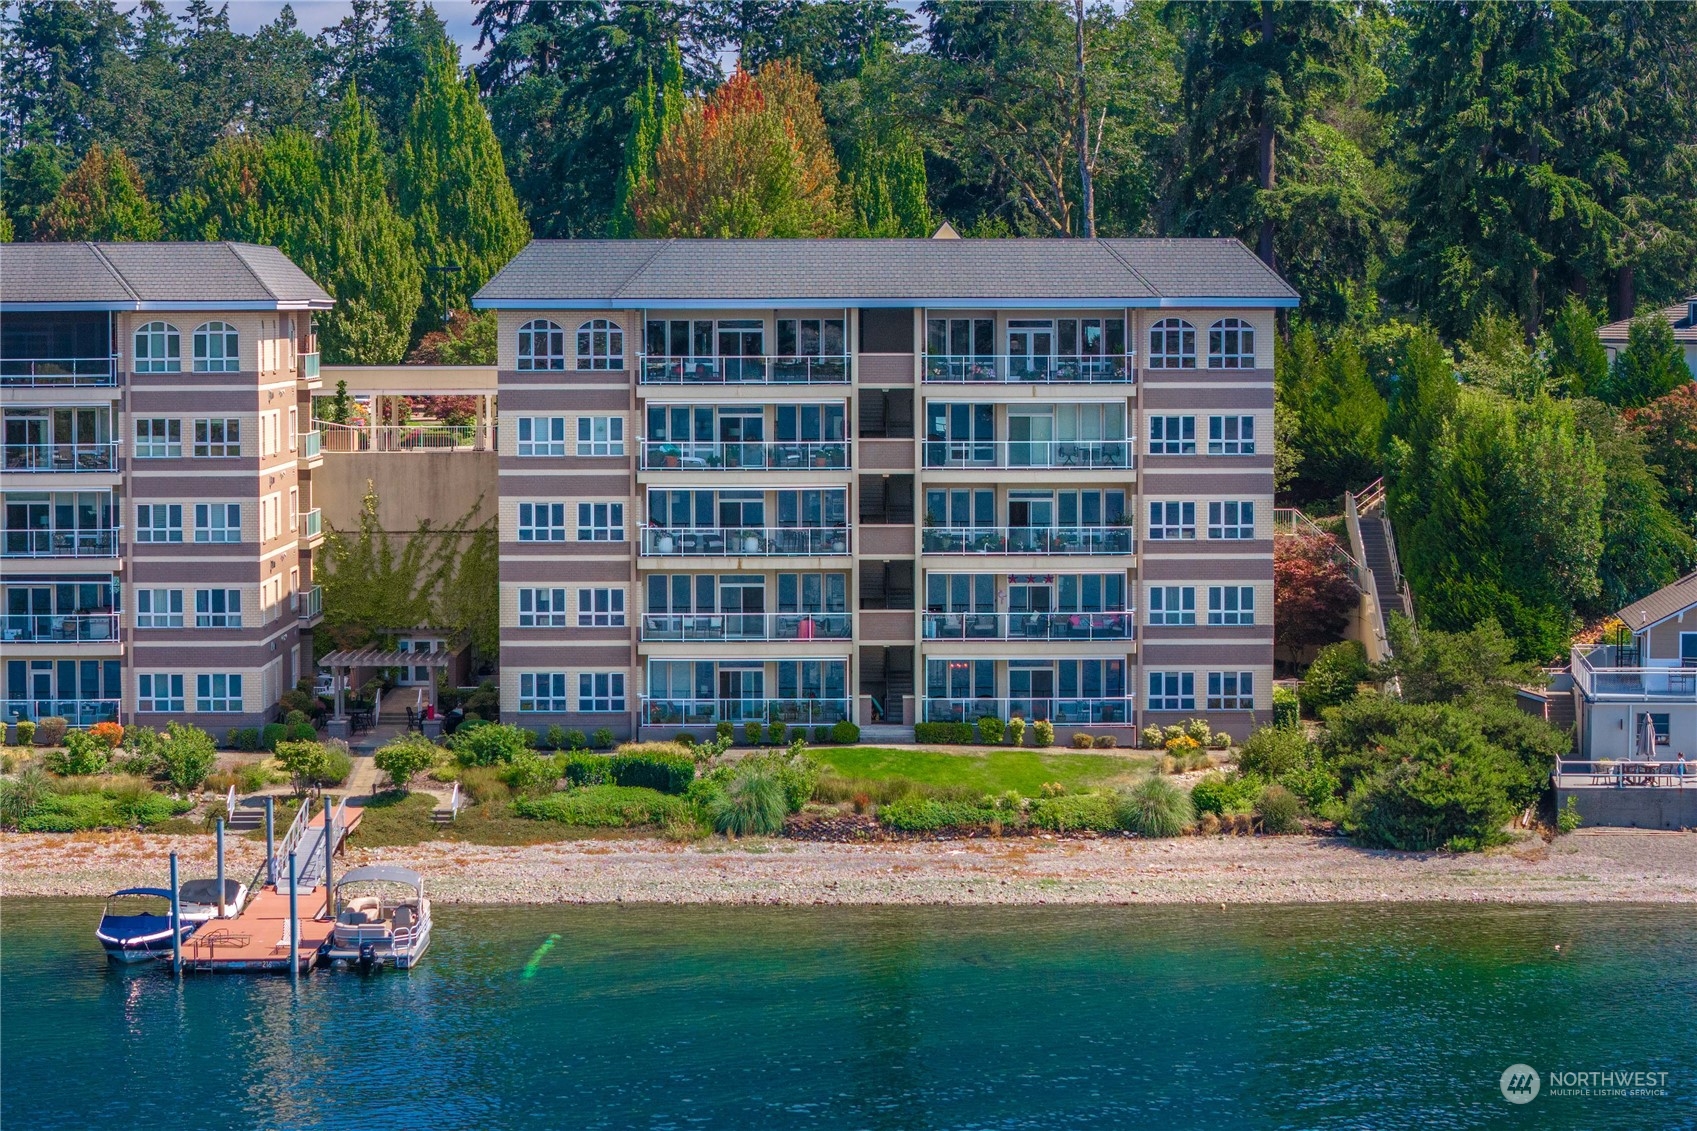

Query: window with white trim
[1148,671,1195,711]
[260,495,280,542]
[1208,585,1255,625]
[577,502,624,541]
[136,588,184,628]
[1147,318,1196,368]
[289,487,298,532]
[1148,415,1195,455]
[517,417,566,456]
[578,588,625,627]
[134,322,181,373]
[1208,415,1255,455]
[195,503,240,543]
[519,672,568,712]
[1207,671,1254,710]
[193,321,240,372]
[576,319,624,370]
[138,673,184,712]
[517,319,565,370]
[195,588,242,628]
[518,587,568,627]
[517,502,566,542]
[196,673,243,712]
[1208,500,1255,540]
[577,415,624,456]
[135,418,181,458]
[1149,586,1196,625]
[193,418,240,457]
[136,503,183,543]
[578,672,626,712]
[1207,318,1255,368]
[288,406,298,450]
[1148,501,1196,540]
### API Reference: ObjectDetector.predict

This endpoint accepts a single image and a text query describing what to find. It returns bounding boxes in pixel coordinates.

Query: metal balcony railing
[1,612,120,643]
[0,358,117,386]
[639,612,852,642]
[2,529,120,558]
[298,584,323,622]
[301,509,323,539]
[922,610,1134,642]
[2,442,119,472]
[3,699,120,725]
[299,430,322,459]
[923,354,1134,384]
[922,696,1136,724]
[638,355,850,385]
[922,439,1131,470]
[640,525,851,557]
[641,697,852,726]
[639,439,849,470]
[921,525,1133,555]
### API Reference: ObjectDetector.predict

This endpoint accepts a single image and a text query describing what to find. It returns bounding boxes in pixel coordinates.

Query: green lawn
[809,746,1153,795]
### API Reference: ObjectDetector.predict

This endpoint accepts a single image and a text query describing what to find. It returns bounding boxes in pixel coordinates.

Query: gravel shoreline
[3,828,1694,904]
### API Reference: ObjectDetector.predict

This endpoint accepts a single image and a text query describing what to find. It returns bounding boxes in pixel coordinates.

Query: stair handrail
[1343,487,1393,663]
[224,783,236,820]
[448,780,462,818]
[1273,508,1363,574]
[271,796,313,881]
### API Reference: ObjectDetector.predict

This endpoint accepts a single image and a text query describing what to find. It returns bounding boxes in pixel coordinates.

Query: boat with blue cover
[94,888,197,963]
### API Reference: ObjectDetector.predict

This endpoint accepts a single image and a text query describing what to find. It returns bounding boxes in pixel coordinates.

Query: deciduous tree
[1273,529,1360,656]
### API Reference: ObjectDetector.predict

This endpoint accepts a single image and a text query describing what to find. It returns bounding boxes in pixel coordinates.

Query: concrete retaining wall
[317,451,497,533]
[1557,787,1697,830]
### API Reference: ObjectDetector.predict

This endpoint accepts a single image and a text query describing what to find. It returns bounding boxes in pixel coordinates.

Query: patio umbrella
[1636,712,1659,761]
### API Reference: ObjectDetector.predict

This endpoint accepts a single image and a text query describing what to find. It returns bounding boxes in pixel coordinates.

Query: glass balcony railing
[1,612,120,643]
[923,697,1135,725]
[300,351,320,380]
[640,525,851,557]
[0,358,117,386]
[923,354,1133,384]
[639,612,852,642]
[642,697,851,727]
[2,442,119,473]
[922,611,1134,642]
[301,509,323,539]
[639,355,849,385]
[921,526,1133,555]
[298,584,323,622]
[2,699,120,725]
[299,430,322,459]
[922,439,1131,470]
[3,529,120,558]
[639,440,848,470]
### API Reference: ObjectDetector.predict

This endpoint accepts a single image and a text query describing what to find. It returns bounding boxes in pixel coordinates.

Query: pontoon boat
[321,865,432,971]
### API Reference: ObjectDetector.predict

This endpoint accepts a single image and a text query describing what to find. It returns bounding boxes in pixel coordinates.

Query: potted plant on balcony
[655,530,676,554]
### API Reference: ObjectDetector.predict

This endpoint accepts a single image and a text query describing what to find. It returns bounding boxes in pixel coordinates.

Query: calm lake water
[2,900,1692,1130]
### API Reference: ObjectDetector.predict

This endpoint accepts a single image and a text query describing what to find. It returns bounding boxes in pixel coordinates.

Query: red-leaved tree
[1274,530,1361,658]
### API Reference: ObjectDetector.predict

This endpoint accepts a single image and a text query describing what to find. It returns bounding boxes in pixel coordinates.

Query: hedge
[607,752,695,794]
[913,721,974,744]
[512,786,690,828]
[1028,792,1119,832]
[877,797,1001,831]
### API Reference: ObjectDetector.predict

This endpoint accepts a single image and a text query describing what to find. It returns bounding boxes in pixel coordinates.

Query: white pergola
[319,365,498,451]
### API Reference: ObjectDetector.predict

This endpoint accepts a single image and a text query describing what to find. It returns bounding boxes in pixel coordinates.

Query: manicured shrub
[1007,718,1026,746]
[976,716,1005,744]
[1210,732,1232,749]
[1237,726,1313,779]
[1116,776,1194,837]
[15,721,36,747]
[914,721,974,744]
[1181,718,1212,744]
[710,766,790,836]
[260,723,288,752]
[743,721,764,746]
[767,720,787,745]
[159,722,218,791]
[1189,772,1261,816]
[47,731,108,776]
[560,753,615,786]
[674,732,696,748]
[35,717,67,747]
[1032,720,1054,748]
[1300,640,1369,715]
[1093,734,1117,749]
[1273,685,1301,729]
[877,797,998,832]
[812,726,830,743]
[319,745,353,787]
[513,785,691,828]
[284,709,309,726]
[565,729,588,751]
[452,722,533,766]
[1256,783,1304,834]
[89,721,124,749]
[287,722,316,742]
[830,720,860,745]
[224,727,259,752]
[590,727,615,750]
[1070,732,1095,749]
[716,721,734,742]
[543,725,569,751]
[374,736,438,789]
[1029,791,1119,832]
[275,740,331,790]
[607,751,696,794]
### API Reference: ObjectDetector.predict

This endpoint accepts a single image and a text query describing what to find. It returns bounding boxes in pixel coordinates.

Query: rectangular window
[135,503,183,543]
[195,588,242,628]
[578,588,626,627]
[578,672,626,713]
[518,587,568,627]
[925,317,995,357]
[289,487,299,532]
[517,501,566,542]
[577,502,624,541]
[194,503,241,543]
[577,416,625,456]
[1207,671,1254,710]
[193,418,241,458]
[136,588,184,628]
[138,673,184,712]
[195,673,243,712]
[1208,415,1255,455]
[1207,585,1255,626]
[135,418,181,458]
[1148,501,1196,540]
[516,416,566,456]
[1148,586,1196,626]
[1148,671,1195,712]
[1147,415,1196,455]
[1208,500,1255,540]
[519,672,568,712]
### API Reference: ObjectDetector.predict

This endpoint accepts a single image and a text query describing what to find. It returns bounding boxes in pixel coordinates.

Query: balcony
[642,697,851,727]
[3,441,119,473]
[639,355,849,386]
[921,525,1133,555]
[3,699,119,725]
[0,358,116,387]
[300,351,320,380]
[299,430,322,459]
[2,612,120,643]
[1572,645,1697,702]
[639,439,848,471]
[640,612,852,643]
[923,697,1135,725]
[640,525,851,557]
[923,354,1133,384]
[301,509,323,540]
[3,528,120,558]
[922,439,1131,470]
[922,611,1134,642]
[298,584,323,624]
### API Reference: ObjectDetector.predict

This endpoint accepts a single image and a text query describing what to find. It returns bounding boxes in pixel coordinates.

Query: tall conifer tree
[34,143,162,240]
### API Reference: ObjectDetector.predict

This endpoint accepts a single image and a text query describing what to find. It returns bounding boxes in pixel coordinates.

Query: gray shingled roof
[1599,298,1697,344]
[474,238,1299,308]
[1,241,333,309]
[1618,570,1697,631]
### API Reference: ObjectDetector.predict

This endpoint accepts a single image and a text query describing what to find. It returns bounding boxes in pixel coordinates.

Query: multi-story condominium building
[2,242,333,728]
[474,238,1297,740]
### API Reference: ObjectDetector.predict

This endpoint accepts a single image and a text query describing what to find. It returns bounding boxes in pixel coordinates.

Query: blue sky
[164,1,488,60]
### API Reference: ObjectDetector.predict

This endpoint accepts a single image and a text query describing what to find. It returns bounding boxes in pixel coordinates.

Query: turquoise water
[3,900,1693,1130]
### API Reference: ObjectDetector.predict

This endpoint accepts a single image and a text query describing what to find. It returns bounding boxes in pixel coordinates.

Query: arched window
[517,319,565,370]
[193,321,239,372]
[1147,318,1196,369]
[1208,318,1255,369]
[576,318,624,371]
[134,322,181,373]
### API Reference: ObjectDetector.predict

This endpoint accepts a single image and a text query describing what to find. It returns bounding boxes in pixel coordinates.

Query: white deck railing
[1554,758,1695,788]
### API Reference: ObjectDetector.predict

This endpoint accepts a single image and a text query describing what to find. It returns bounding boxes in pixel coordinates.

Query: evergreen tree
[1277,322,1386,500]
[167,130,325,260]
[1545,296,1609,397]
[0,142,67,238]
[1575,400,1693,614]
[1596,313,1690,408]
[398,41,530,333]
[610,42,685,238]
[34,143,161,240]
[846,135,934,237]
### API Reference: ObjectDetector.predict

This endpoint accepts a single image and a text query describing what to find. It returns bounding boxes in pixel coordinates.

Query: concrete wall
[1557,787,1697,830]
[317,450,497,533]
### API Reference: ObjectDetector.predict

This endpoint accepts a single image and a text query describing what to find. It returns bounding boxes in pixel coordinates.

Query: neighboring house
[472,237,1297,740]
[1,242,333,729]
[1597,295,1697,380]
[1570,571,1697,758]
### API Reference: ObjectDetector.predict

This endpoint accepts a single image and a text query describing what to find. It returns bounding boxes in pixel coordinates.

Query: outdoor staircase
[1342,479,1414,662]
[224,797,265,833]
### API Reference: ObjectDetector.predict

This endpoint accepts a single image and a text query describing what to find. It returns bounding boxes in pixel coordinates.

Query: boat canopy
[109,887,174,899]
[178,878,244,904]
[337,865,423,888]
